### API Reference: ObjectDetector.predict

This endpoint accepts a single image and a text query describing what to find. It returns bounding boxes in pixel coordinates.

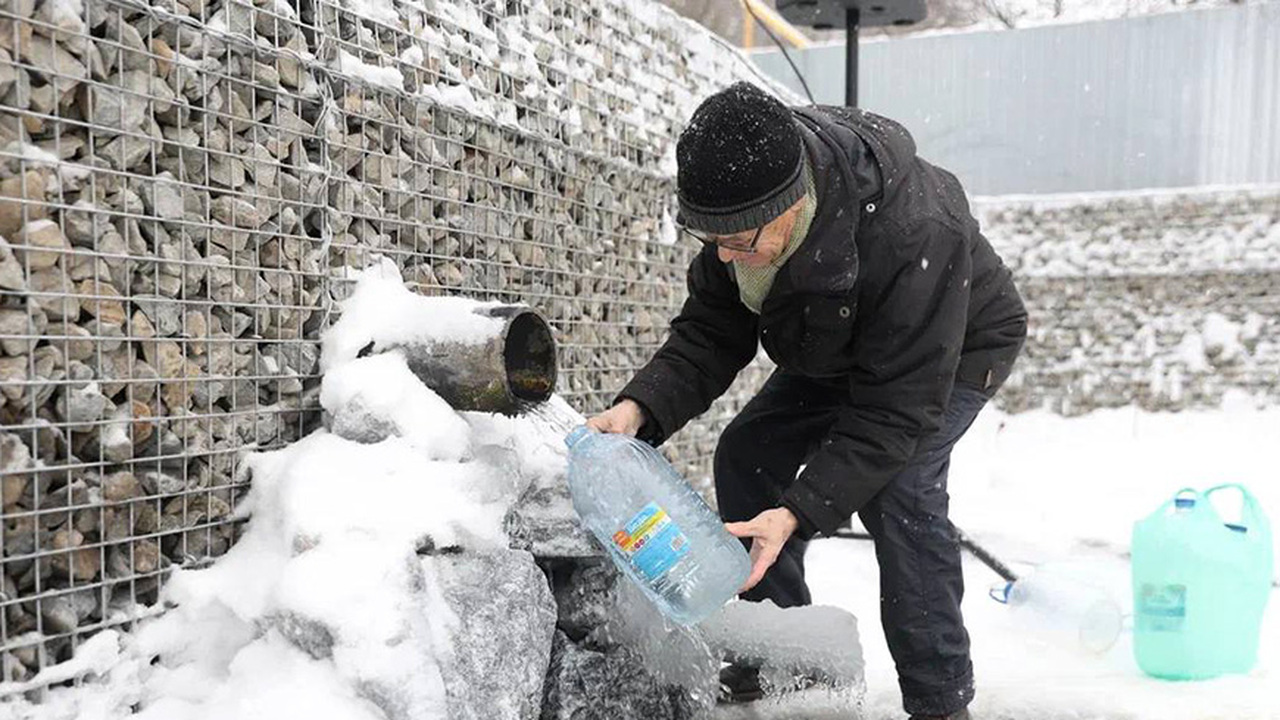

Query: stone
[57,382,114,426]
[150,37,175,78]
[67,249,111,283]
[245,144,277,188]
[37,134,84,161]
[430,550,557,720]
[0,234,26,290]
[0,170,47,238]
[41,593,88,634]
[79,279,126,325]
[143,173,185,220]
[97,410,134,463]
[103,18,148,72]
[20,32,87,85]
[211,196,265,228]
[183,309,208,346]
[0,47,16,97]
[0,307,40,355]
[59,322,94,361]
[133,502,160,535]
[133,294,184,337]
[277,34,305,88]
[27,268,81,320]
[107,539,162,576]
[328,397,399,445]
[138,470,187,496]
[264,611,334,660]
[162,493,231,526]
[211,0,255,37]
[50,528,102,582]
[1,432,32,506]
[14,217,68,273]
[220,88,253,135]
[82,78,148,133]
[99,125,159,171]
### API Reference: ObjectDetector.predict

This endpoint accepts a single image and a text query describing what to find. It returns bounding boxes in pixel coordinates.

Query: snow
[809,403,1280,720]
[335,49,405,91]
[0,631,121,697]
[320,258,505,373]
[341,0,399,27]
[419,81,494,120]
[320,351,472,460]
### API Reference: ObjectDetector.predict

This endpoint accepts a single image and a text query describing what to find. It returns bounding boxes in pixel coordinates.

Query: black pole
[832,525,1020,584]
[844,7,860,107]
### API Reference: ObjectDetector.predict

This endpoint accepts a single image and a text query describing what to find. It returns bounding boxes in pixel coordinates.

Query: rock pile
[978,188,1280,415]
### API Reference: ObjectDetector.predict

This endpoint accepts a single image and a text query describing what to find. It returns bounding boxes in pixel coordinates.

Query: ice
[429,550,558,719]
[542,631,703,720]
[701,601,865,697]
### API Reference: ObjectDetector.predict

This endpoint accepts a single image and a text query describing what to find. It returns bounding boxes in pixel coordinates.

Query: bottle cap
[564,425,592,448]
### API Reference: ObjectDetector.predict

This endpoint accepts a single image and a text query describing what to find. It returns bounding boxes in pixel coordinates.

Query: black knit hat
[676,81,805,235]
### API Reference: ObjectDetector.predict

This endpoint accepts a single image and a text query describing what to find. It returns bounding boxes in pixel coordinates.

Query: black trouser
[713,371,987,716]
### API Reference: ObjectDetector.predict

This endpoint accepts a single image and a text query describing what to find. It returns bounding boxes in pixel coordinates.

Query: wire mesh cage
[0,0,778,691]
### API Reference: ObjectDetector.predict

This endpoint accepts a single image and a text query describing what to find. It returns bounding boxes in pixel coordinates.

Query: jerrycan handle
[1144,488,1214,523]
[1204,483,1272,538]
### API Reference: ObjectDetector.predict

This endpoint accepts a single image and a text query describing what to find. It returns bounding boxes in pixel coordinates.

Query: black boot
[909,709,971,720]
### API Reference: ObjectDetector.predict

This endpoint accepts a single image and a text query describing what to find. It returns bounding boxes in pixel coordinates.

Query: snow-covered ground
[810,402,1280,720]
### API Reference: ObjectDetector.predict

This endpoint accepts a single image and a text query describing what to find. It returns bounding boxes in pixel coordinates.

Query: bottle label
[1138,583,1187,632]
[613,502,690,582]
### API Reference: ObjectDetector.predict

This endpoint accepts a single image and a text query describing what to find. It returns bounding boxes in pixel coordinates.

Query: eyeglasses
[677,224,764,254]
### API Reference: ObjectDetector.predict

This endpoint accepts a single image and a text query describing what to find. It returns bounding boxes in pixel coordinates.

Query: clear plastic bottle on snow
[990,564,1125,654]
[564,426,750,625]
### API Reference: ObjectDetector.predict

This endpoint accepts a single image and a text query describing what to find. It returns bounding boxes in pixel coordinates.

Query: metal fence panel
[751,3,1280,194]
[0,0,778,689]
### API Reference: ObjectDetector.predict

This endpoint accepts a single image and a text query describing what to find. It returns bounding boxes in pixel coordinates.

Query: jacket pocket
[798,295,858,376]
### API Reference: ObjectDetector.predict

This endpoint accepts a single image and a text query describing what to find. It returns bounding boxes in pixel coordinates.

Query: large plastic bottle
[1131,484,1273,680]
[564,426,751,625]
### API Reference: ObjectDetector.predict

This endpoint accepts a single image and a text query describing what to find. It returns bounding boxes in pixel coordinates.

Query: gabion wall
[0,0,782,686]
[979,187,1280,416]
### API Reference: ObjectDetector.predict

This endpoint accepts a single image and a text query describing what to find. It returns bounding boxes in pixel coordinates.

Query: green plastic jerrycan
[1132,484,1273,680]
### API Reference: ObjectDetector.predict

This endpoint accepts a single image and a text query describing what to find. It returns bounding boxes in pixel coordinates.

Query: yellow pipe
[742,0,811,49]
[742,8,755,48]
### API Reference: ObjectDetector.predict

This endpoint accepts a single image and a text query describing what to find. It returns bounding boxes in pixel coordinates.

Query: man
[587,81,1027,720]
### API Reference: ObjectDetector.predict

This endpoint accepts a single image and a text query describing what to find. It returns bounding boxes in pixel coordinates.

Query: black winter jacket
[618,106,1028,539]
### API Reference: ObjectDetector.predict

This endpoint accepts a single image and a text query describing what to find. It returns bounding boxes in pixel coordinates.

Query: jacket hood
[792,105,918,206]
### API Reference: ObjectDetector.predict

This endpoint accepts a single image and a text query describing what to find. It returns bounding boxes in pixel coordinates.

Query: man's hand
[585,398,645,436]
[724,507,799,594]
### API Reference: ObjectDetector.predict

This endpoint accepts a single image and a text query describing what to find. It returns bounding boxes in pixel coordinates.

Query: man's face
[710,198,805,268]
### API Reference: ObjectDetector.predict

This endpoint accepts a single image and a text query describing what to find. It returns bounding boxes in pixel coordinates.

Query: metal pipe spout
[361,304,558,415]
